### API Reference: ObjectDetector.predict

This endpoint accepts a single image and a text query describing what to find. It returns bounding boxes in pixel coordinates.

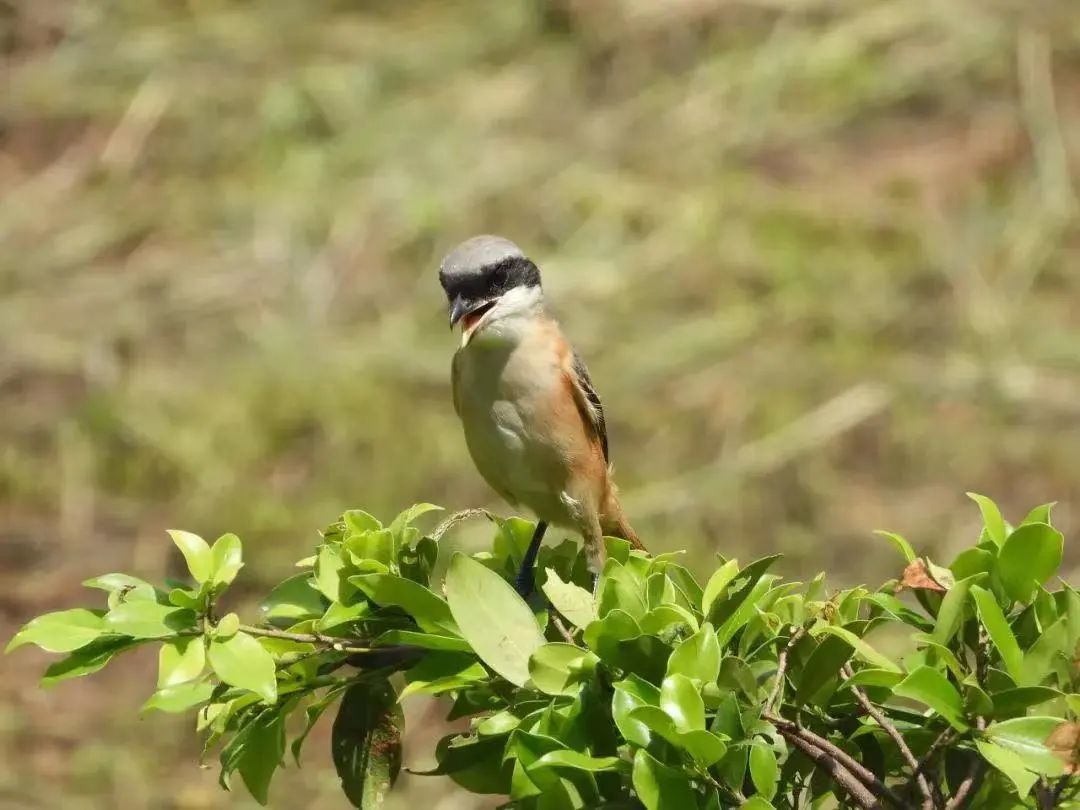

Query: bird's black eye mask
[440,256,542,302]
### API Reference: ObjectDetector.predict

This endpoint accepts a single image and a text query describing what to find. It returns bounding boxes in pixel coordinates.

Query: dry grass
[1,0,1078,806]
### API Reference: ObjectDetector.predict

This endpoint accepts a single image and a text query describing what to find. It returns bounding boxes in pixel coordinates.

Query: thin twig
[767,714,904,807]
[843,663,935,805]
[911,728,956,809]
[237,623,418,660]
[783,730,884,809]
[549,611,576,644]
[945,719,987,810]
[764,625,807,713]
[431,508,497,541]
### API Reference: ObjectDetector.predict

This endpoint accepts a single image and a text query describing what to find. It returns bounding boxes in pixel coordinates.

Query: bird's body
[439,236,643,586]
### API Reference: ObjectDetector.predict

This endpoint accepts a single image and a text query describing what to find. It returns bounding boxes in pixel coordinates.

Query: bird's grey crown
[438,235,541,300]
[439,235,524,279]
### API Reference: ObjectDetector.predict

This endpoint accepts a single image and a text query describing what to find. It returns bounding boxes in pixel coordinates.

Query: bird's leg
[514,521,548,598]
[582,516,607,599]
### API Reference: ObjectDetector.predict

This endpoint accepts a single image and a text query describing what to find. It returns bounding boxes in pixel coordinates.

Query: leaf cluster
[8,496,1080,809]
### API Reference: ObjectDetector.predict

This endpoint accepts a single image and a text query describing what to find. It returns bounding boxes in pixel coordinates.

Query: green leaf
[6,609,107,653]
[260,573,325,622]
[401,652,487,699]
[740,800,775,810]
[749,743,778,801]
[142,679,214,714]
[541,569,597,628]
[998,523,1063,604]
[716,576,778,646]
[949,548,996,581]
[912,634,966,681]
[532,750,624,773]
[667,622,721,685]
[389,503,443,534]
[841,668,905,690]
[810,625,901,673]
[445,553,545,687]
[991,687,1063,718]
[316,600,371,633]
[315,543,350,603]
[874,530,916,563]
[971,585,1025,684]
[1021,503,1055,527]
[351,573,459,636]
[529,643,597,696]
[215,612,240,639]
[105,601,195,639]
[933,574,985,645]
[40,636,142,686]
[639,604,699,636]
[157,636,206,688]
[238,710,286,805]
[701,559,740,616]
[613,675,660,747]
[1024,616,1069,687]
[209,533,243,588]
[332,681,403,809]
[167,529,213,583]
[208,631,277,703]
[583,609,641,663]
[986,716,1067,776]
[344,510,383,534]
[632,749,699,810]
[660,673,705,732]
[893,666,968,731]
[967,492,1007,547]
[422,734,512,795]
[82,573,159,607]
[795,633,853,706]
[976,740,1038,797]
[373,630,471,653]
[598,559,648,620]
[292,685,350,765]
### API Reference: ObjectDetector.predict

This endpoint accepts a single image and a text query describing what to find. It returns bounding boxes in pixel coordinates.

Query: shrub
[7,495,1079,808]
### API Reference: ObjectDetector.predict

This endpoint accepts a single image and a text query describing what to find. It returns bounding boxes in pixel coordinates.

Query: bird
[437,235,646,597]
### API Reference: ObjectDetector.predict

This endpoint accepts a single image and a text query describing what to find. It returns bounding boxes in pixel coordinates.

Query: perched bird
[438,235,645,596]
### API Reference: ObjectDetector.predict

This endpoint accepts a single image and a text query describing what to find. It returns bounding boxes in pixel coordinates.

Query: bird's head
[438,235,543,346]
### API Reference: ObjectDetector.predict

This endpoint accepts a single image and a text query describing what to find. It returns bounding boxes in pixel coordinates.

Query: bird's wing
[568,349,609,463]
[451,350,463,418]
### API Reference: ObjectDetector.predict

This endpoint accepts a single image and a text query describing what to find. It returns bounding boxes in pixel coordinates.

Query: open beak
[449,295,471,329]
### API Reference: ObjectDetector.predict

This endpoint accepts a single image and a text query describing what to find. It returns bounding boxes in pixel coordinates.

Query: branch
[843,663,935,806]
[431,508,497,541]
[238,624,419,663]
[909,728,957,809]
[782,729,884,809]
[549,611,576,644]
[764,625,807,714]
[944,719,987,810]
[767,714,904,808]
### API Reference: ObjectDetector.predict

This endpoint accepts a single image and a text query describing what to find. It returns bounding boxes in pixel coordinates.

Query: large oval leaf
[208,631,277,703]
[998,523,1063,604]
[445,553,544,687]
[6,609,107,653]
[333,681,404,809]
[970,585,1025,684]
[351,573,458,636]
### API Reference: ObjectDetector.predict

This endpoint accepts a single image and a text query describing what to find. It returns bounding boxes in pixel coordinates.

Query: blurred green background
[2,0,1078,807]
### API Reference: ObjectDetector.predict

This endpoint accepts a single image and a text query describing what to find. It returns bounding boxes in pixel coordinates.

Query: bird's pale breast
[452,319,587,526]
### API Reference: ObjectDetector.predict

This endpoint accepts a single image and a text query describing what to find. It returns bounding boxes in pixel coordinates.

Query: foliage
[8,495,1080,809]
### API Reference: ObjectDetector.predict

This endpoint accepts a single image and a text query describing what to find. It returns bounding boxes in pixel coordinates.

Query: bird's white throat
[461,284,544,348]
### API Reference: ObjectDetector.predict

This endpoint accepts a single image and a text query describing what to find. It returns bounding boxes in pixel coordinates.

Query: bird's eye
[491,266,508,287]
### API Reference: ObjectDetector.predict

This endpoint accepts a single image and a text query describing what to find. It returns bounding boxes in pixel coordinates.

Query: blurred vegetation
[1,0,1078,807]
